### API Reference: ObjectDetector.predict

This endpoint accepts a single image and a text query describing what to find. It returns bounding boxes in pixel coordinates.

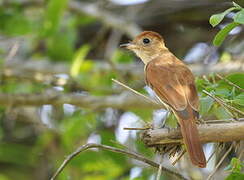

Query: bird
[120,31,206,168]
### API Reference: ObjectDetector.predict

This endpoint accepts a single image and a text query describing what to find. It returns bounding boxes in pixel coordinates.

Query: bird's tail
[176,108,206,168]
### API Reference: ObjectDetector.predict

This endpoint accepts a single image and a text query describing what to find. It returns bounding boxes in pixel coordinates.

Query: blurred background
[0,0,243,179]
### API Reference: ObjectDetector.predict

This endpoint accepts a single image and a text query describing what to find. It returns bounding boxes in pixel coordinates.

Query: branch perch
[50,143,186,180]
[142,121,244,147]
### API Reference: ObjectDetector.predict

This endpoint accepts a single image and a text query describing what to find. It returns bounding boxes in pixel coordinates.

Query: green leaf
[225,172,244,180]
[43,0,69,36]
[233,9,244,24]
[233,2,242,9]
[0,11,32,36]
[46,29,76,60]
[233,93,244,106]
[209,7,236,27]
[225,73,244,89]
[230,158,243,173]
[200,96,214,115]
[214,106,232,119]
[70,45,90,77]
[215,87,232,98]
[165,112,178,128]
[213,22,240,46]
[0,143,33,166]
[111,50,133,64]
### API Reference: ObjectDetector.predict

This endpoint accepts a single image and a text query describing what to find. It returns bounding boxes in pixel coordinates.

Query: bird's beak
[119,42,137,49]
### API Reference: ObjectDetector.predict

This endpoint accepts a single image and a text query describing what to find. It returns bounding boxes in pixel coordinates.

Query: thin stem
[203,90,244,116]
[124,127,151,130]
[156,155,164,180]
[216,74,244,92]
[50,143,186,180]
[112,78,161,106]
[172,150,186,166]
[206,143,234,180]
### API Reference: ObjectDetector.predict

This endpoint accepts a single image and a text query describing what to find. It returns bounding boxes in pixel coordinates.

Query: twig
[203,90,236,118]
[172,150,186,166]
[112,78,161,106]
[238,148,244,160]
[50,143,186,180]
[124,127,151,130]
[204,118,244,123]
[206,143,234,180]
[156,156,164,180]
[202,90,244,116]
[216,74,244,92]
[5,41,19,62]
[207,147,217,164]
[69,1,142,38]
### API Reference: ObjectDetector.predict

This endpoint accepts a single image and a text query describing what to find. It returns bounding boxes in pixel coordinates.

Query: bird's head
[120,31,167,64]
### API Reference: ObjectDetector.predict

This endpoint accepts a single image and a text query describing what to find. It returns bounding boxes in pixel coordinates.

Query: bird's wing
[145,57,199,112]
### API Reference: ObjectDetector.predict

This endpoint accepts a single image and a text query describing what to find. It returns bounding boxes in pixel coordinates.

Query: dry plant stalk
[50,143,186,180]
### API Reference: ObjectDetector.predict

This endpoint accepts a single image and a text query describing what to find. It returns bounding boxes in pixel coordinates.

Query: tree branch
[69,1,142,38]
[0,91,160,110]
[50,143,187,180]
[142,121,244,147]
[4,60,244,81]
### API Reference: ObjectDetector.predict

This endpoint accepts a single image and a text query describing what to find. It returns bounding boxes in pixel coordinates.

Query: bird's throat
[137,48,171,65]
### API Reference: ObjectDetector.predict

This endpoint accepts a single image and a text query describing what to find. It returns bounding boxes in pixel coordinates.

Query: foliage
[209,2,244,46]
[197,73,244,119]
[0,1,243,180]
[225,158,244,180]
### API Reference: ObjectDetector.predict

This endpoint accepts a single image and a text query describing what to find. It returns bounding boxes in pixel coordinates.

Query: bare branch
[50,143,186,180]
[97,60,244,77]
[0,91,160,110]
[68,1,142,38]
[3,60,244,81]
[142,121,244,147]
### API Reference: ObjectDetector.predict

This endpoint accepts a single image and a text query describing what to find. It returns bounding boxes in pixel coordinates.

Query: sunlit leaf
[225,172,244,180]
[215,88,231,98]
[0,174,10,180]
[165,112,177,128]
[80,60,94,72]
[230,157,243,172]
[233,93,244,106]
[200,96,214,115]
[233,2,242,9]
[70,45,90,77]
[213,106,232,119]
[213,22,239,46]
[43,0,69,36]
[209,7,236,27]
[233,9,244,24]
[225,73,244,89]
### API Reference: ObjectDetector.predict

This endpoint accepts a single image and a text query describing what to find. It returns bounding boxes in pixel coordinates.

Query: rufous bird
[120,31,206,168]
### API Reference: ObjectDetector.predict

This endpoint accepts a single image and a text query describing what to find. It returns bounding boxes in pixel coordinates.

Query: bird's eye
[143,38,150,44]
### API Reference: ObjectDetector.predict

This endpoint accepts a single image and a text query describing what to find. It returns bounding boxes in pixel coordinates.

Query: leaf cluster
[209,2,244,46]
